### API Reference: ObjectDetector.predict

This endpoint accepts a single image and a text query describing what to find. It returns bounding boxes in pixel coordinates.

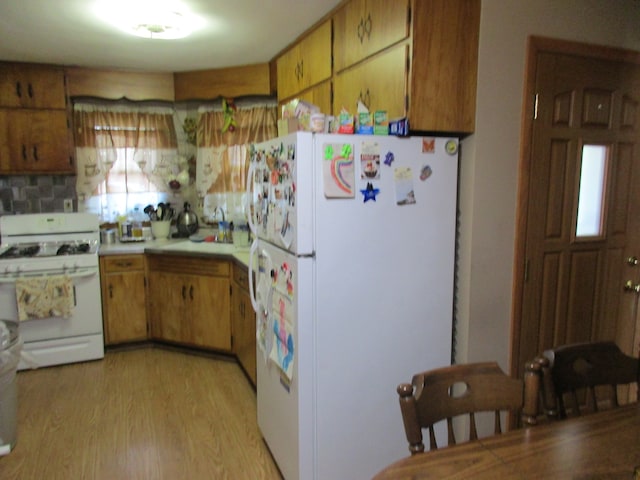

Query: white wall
[457,0,640,370]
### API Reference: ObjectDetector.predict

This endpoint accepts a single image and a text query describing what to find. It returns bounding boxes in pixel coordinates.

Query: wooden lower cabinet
[147,254,231,351]
[100,255,148,345]
[231,263,256,385]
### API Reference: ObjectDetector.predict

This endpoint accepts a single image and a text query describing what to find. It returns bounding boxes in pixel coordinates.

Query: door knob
[624,280,640,293]
[627,256,638,266]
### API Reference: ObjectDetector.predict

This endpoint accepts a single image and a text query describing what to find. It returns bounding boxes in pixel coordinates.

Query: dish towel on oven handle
[15,275,75,321]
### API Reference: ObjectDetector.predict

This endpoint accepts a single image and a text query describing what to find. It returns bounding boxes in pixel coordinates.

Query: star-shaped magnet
[360,182,380,202]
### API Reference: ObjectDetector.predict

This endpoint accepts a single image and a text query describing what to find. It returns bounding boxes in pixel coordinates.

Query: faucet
[213,206,230,242]
[213,206,226,224]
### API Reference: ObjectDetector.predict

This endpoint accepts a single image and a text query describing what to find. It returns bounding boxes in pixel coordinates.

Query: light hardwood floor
[0,347,283,480]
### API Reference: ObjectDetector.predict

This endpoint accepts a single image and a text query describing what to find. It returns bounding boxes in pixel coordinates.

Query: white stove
[0,213,104,369]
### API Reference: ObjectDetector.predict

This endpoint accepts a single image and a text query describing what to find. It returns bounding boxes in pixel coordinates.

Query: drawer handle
[115,261,133,267]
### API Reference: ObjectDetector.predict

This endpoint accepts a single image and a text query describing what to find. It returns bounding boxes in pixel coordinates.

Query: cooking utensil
[143,204,155,219]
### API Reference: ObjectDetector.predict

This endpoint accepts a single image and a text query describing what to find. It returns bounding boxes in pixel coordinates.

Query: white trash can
[0,320,20,456]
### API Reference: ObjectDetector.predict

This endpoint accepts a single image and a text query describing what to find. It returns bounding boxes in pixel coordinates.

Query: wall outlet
[63,198,73,213]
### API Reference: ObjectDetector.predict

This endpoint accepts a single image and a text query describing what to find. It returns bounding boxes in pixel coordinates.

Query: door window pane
[576,144,608,237]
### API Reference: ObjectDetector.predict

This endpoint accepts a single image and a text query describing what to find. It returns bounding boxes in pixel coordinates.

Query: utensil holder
[151,221,171,239]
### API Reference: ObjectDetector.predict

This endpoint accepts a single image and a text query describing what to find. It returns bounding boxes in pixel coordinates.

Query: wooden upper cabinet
[333,0,409,72]
[281,80,332,117]
[66,67,175,101]
[0,63,66,109]
[277,20,332,101]
[0,109,73,174]
[409,0,481,133]
[333,45,407,118]
[174,63,272,101]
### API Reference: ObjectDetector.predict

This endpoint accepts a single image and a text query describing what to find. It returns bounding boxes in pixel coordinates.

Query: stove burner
[56,243,91,256]
[0,245,40,258]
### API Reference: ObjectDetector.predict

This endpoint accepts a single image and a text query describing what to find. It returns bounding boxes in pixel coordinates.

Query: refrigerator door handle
[246,159,258,236]
[248,238,259,312]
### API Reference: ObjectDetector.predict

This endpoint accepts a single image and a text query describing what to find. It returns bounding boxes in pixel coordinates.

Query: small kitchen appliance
[175,201,199,237]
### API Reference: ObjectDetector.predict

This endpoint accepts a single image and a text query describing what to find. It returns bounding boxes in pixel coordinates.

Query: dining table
[372,403,640,479]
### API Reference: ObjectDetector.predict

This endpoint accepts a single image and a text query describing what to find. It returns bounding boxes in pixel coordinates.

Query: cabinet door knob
[189,285,194,300]
[27,83,33,98]
[624,280,640,293]
[357,17,365,43]
[15,82,22,98]
[364,13,372,39]
[33,146,38,161]
[182,285,187,299]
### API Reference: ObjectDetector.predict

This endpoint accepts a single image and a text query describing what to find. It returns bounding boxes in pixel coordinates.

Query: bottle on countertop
[132,206,144,239]
[117,213,130,240]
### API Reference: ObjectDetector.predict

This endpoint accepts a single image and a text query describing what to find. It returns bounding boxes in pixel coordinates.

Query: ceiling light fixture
[95,0,203,40]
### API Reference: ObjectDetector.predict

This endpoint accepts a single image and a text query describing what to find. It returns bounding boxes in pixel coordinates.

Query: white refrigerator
[247,132,459,480]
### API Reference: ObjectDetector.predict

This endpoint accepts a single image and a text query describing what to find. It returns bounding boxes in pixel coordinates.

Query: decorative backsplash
[0,175,77,215]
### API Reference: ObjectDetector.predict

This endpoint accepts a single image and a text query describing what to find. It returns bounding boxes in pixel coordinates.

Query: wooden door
[514,46,640,377]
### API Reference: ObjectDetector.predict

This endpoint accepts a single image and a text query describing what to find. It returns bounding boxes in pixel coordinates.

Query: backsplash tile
[0,176,76,215]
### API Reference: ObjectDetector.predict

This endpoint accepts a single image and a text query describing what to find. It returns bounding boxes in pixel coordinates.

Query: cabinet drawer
[233,263,250,288]
[102,255,144,272]
[147,254,230,277]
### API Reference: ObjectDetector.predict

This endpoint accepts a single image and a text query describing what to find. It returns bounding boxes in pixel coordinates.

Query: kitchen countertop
[99,234,253,268]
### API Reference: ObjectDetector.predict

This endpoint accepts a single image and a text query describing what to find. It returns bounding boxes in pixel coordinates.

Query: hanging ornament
[222,98,237,133]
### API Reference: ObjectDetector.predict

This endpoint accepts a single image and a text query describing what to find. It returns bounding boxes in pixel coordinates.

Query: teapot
[176,201,199,237]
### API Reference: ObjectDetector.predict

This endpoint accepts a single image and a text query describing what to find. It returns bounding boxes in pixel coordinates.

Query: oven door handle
[0,269,98,283]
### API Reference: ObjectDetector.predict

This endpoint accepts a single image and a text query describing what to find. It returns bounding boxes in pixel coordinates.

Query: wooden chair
[537,341,639,420]
[397,361,541,454]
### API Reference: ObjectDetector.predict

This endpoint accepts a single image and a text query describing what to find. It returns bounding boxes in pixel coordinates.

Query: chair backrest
[397,361,541,454]
[538,341,640,420]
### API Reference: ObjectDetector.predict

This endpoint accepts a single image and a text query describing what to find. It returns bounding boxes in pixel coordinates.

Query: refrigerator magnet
[422,138,436,153]
[394,167,416,205]
[361,142,380,180]
[420,165,433,181]
[322,143,355,198]
[360,182,380,202]
[383,151,395,166]
[445,139,459,155]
